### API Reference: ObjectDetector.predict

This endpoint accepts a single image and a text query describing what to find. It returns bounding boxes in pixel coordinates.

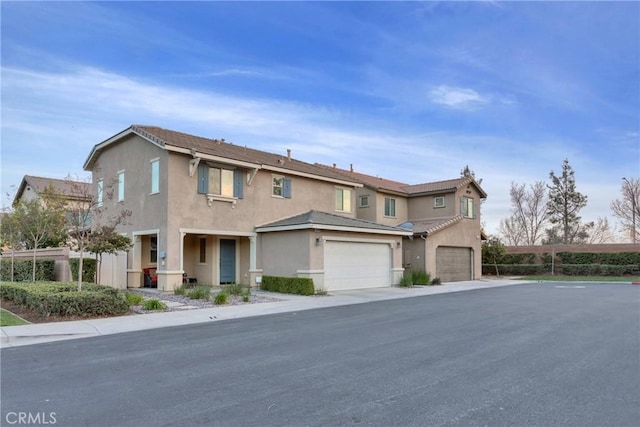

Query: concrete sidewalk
[0,279,530,348]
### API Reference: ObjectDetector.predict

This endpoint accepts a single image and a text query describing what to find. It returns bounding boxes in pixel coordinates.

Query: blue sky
[1,1,638,237]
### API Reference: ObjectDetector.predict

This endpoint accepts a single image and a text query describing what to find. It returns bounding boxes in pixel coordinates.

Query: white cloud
[429,85,490,110]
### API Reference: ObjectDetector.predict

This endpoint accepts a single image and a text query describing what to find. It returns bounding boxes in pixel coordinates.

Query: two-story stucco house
[315,164,487,282]
[83,125,412,291]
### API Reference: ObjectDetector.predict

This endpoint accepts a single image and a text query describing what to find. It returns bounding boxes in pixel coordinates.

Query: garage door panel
[324,242,390,291]
[436,247,471,282]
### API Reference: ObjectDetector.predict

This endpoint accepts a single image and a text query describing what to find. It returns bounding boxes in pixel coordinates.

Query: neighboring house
[83,125,412,291]
[316,164,488,282]
[13,175,93,227]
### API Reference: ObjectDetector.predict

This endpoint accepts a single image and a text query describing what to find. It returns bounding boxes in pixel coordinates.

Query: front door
[219,239,236,284]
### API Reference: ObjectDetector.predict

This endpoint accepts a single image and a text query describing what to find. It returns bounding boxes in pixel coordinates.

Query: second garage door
[324,241,391,291]
[436,246,472,282]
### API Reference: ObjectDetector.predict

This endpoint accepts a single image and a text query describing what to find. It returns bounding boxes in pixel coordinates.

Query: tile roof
[14,175,92,204]
[256,210,412,235]
[314,163,409,194]
[403,177,487,198]
[129,126,361,185]
[399,216,464,235]
[314,164,487,198]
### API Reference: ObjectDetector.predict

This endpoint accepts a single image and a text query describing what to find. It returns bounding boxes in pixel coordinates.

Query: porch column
[248,234,262,288]
[128,235,143,288]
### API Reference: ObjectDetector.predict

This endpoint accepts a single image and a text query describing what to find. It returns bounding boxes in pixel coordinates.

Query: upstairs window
[150,158,159,194]
[359,195,370,208]
[335,188,351,212]
[434,196,445,208]
[384,197,396,217]
[272,175,292,198]
[117,171,125,202]
[461,197,476,219]
[197,164,243,198]
[150,236,157,263]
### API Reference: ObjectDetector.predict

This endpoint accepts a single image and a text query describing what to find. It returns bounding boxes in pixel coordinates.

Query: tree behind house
[546,159,588,244]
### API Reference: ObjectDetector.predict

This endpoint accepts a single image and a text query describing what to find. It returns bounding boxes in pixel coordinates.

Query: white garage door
[436,246,472,282]
[324,241,391,291]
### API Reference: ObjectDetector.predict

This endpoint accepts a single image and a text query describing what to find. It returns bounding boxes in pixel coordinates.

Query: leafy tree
[10,196,66,281]
[546,159,588,244]
[611,177,640,243]
[86,226,132,285]
[482,237,506,276]
[0,211,23,281]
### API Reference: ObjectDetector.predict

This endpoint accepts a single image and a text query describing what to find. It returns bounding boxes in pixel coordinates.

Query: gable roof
[14,175,92,205]
[314,164,487,199]
[84,125,362,188]
[403,176,487,198]
[256,210,413,236]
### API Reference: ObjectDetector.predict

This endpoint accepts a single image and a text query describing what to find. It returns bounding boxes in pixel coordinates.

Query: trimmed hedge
[557,251,640,266]
[560,264,640,276]
[0,281,128,317]
[69,258,97,283]
[260,276,314,296]
[0,259,56,282]
[482,264,550,276]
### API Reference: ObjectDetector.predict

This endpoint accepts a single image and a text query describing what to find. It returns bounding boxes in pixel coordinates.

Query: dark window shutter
[197,164,209,194]
[460,196,467,217]
[233,170,243,199]
[283,178,292,199]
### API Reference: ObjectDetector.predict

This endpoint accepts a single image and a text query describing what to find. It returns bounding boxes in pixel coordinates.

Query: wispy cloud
[429,85,490,110]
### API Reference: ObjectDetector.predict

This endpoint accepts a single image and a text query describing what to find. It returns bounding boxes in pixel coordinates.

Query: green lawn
[523,275,639,282]
[0,308,30,326]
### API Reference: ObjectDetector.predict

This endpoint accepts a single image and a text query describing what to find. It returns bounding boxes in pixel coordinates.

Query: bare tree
[498,216,526,246]
[585,217,617,244]
[611,177,640,243]
[509,181,549,245]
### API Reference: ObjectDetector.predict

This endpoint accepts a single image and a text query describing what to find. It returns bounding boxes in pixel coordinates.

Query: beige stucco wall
[355,188,408,226]
[408,193,457,219]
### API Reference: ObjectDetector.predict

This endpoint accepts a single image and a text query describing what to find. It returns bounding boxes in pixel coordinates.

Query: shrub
[398,274,413,287]
[173,283,187,296]
[260,276,314,296]
[124,292,144,306]
[431,277,442,286]
[214,290,229,305]
[0,281,129,317]
[186,286,211,300]
[314,287,328,296]
[411,270,431,286]
[69,258,97,283]
[224,283,245,296]
[0,259,56,282]
[143,299,167,311]
[242,288,251,302]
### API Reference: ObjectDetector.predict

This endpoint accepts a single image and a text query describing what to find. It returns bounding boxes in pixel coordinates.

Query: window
[97,179,103,206]
[359,195,370,208]
[197,164,243,198]
[199,238,206,263]
[434,196,445,208]
[117,171,125,201]
[461,197,476,218]
[384,197,396,217]
[150,236,157,263]
[335,188,351,212]
[150,159,159,194]
[272,175,292,198]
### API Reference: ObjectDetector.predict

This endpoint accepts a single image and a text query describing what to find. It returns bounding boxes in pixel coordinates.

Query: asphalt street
[1,282,639,427]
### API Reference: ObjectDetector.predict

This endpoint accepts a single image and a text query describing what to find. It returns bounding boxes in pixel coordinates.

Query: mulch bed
[1,299,132,324]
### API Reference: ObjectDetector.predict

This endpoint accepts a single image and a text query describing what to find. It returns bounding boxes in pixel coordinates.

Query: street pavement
[1,279,530,348]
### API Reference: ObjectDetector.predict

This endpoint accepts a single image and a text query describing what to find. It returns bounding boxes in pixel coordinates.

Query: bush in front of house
[260,276,314,296]
[0,281,129,317]
[398,274,413,287]
[213,290,229,305]
[143,298,167,311]
[186,285,211,300]
[0,259,56,282]
[411,270,431,286]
